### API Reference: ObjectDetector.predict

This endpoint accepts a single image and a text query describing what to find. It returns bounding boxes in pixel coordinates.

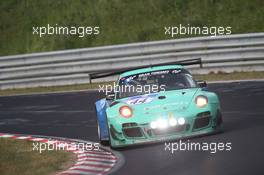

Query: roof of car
[120,65,184,78]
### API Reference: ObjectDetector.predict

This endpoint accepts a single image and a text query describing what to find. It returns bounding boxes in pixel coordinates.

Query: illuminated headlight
[195,95,208,108]
[150,118,179,129]
[119,106,133,118]
[178,117,185,125]
[168,118,177,126]
[150,119,168,129]
[157,119,168,129]
[150,121,158,129]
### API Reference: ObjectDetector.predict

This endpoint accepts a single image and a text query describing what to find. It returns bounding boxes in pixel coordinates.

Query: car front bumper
[108,110,223,148]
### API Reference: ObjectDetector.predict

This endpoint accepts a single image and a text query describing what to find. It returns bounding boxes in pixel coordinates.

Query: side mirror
[197,80,207,88]
[106,92,115,100]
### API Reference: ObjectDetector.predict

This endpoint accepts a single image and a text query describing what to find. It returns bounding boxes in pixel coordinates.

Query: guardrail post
[88,74,91,84]
[200,58,203,68]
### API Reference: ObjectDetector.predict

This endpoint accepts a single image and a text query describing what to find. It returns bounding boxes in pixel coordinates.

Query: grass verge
[0,138,75,175]
[1,0,264,56]
[0,71,264,96]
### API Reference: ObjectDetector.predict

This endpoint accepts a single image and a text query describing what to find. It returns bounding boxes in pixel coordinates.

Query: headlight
[168,118,177,126]
[195,95,208,108]
[178,117,185,125]
[157,119,168,129]
[119,106,133,118]
[150,119,168,129]
[150,117,185,129]
[150,121,158,129]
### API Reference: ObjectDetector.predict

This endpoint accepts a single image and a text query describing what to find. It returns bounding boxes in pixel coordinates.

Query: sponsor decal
[125,94,158,105]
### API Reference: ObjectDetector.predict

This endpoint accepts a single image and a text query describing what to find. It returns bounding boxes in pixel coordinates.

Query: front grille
[122,122,138,128]
[197,111,211,118]
[123,127,143,138]
[193,116,210,129]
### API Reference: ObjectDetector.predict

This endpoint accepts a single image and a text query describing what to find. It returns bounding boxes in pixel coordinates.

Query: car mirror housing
[106,92,115,100]
[197,80,207,88]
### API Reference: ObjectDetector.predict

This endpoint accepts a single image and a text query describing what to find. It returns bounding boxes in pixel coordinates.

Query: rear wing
[90,58,202,79]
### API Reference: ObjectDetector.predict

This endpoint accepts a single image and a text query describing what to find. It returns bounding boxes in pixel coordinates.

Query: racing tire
[97,122,109,146]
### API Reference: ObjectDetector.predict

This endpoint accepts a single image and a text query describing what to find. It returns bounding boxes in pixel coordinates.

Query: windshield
[116,69,197,99]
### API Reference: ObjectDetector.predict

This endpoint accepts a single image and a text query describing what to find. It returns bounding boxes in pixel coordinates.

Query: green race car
[95,60,223,148]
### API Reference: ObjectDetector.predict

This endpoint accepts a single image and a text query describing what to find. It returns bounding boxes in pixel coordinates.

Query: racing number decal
[128,98,148,105]
[126,96,155,105]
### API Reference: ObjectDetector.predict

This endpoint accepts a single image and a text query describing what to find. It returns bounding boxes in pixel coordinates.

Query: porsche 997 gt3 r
[94,59,223,148]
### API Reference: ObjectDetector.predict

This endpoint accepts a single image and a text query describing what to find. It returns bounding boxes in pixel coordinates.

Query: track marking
[0,133,118,175]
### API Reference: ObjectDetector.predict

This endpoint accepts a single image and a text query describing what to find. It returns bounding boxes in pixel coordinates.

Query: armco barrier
[0,33,264,89]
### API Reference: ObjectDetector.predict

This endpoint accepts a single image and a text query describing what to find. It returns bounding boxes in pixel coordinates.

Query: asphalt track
[0,81,264,175]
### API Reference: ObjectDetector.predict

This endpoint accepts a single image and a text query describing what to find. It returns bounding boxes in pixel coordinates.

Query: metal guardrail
[0,33,264,89]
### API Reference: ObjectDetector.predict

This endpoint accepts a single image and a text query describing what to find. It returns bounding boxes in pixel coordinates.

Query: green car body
[96,65,223,148]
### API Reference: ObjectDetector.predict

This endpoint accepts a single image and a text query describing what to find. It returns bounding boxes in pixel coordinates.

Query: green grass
[0,138,75,175]
[0,71,263,96]
[0,0,263,56]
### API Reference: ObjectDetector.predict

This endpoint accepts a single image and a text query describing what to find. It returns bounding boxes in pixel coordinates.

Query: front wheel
[97,122,109,146]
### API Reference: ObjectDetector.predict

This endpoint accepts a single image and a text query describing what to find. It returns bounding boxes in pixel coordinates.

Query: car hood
[119,88,199,113]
